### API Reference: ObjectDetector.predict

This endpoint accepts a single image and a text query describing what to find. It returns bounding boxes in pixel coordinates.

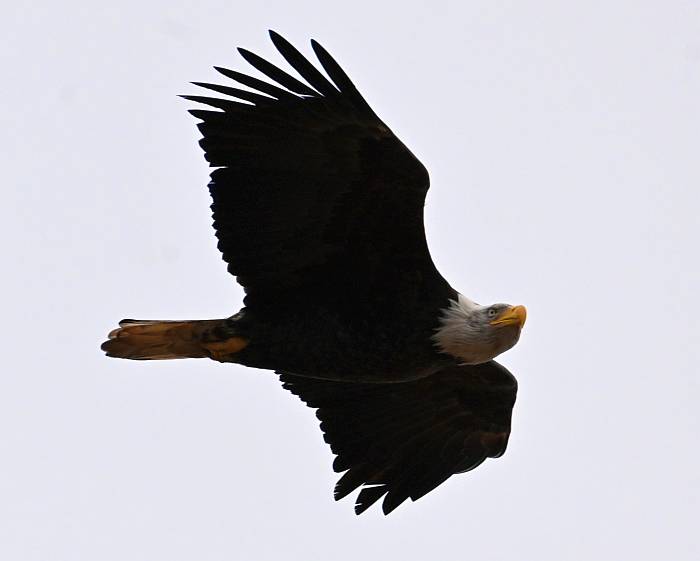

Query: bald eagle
[102,31,526,515]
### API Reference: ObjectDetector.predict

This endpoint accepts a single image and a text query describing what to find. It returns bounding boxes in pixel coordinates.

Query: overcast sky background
[2,2,699,560]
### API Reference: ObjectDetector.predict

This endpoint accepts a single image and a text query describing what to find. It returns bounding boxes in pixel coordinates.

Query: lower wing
[279,361,518,515]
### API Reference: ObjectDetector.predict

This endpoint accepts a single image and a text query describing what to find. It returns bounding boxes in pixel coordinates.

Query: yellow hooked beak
[490,305,527,329]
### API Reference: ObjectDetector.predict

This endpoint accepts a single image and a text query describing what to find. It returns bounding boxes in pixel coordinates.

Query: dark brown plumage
[188,32,442,317]
[280,362,516,514]
[102,31,522,515]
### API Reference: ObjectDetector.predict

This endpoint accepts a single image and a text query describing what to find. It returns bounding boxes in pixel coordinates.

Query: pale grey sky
[2,1,699,560]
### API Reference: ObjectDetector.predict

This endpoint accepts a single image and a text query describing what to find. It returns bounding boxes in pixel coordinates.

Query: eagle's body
[229,296,455,383]
[103,32,526,514]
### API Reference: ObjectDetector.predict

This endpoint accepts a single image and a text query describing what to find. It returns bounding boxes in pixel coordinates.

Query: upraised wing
[279,361,517,515]
[185,31,447,313]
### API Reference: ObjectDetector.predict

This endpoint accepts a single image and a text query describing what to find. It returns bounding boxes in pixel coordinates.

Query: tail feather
[101,319,248,361]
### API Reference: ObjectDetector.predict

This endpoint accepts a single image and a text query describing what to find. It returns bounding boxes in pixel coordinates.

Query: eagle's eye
[487,307,498,318]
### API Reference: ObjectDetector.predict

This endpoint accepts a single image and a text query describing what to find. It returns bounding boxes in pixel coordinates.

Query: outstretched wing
[185,31,446,313]
[279,362,518,515]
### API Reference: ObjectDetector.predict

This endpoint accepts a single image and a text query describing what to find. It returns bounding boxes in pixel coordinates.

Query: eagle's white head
[432,294,527,365]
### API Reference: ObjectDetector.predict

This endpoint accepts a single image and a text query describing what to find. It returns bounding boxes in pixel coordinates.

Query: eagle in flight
[102,31,526,515]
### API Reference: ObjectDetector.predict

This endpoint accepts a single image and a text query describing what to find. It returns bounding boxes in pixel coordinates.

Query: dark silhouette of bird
[102,31,525,515]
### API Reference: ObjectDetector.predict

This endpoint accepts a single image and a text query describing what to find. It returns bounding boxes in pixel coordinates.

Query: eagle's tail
[101,319,248,361]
